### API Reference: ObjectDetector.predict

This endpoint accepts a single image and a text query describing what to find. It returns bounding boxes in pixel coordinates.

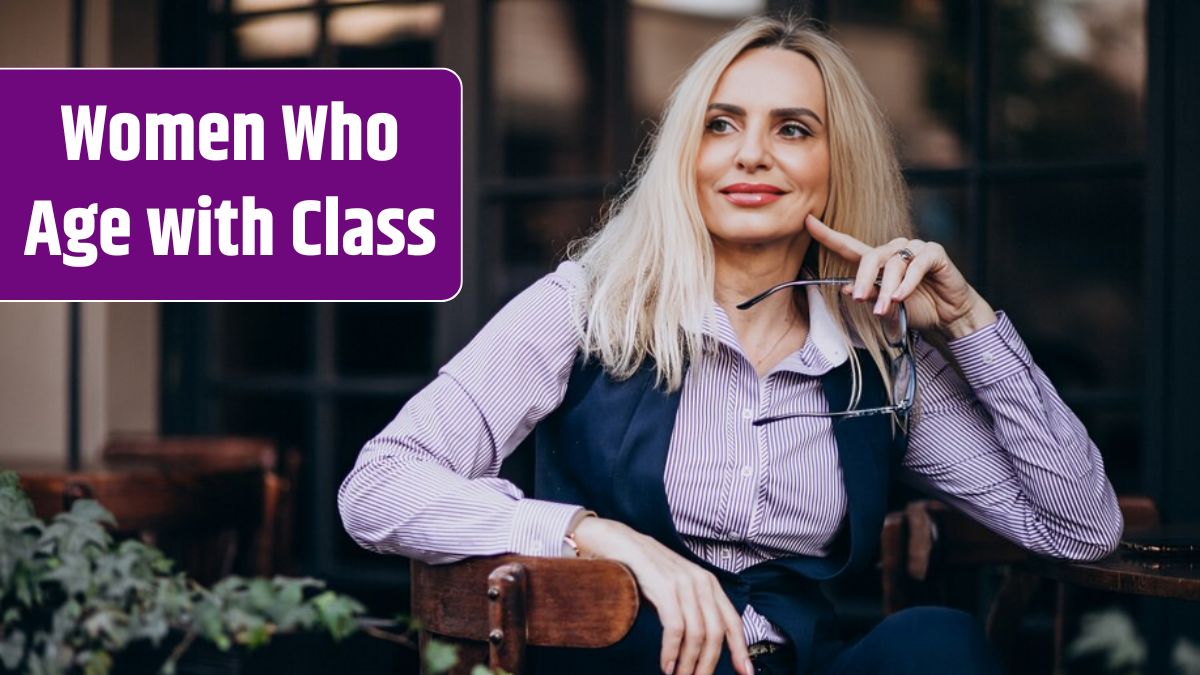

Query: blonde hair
[567,14,913,402]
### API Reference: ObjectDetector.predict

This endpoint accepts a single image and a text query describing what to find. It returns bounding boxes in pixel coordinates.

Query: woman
[339,15,1123,675]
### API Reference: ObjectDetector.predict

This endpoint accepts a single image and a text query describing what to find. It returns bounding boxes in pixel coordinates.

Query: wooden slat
[20,466,263,532]
[411,555,639,648]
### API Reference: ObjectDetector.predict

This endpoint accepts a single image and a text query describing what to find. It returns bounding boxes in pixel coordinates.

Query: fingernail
[873,300,884,314]
[745,657,755,673]
[666,660,675,674]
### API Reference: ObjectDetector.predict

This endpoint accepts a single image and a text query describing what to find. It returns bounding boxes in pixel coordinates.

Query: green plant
[0,470,373,675]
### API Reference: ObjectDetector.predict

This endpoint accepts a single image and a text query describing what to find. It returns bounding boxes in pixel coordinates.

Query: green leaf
[312,591,364,641]
[0,629,27,669]
[82,649,113,675]
[65,500,116,528]
[0,475,394,672]
[423,639,459,674]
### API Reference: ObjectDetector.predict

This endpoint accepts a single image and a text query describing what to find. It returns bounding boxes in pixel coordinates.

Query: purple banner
[0,69,462,300]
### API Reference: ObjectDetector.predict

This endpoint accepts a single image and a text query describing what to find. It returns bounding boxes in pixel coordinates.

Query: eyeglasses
[736,278,916,424]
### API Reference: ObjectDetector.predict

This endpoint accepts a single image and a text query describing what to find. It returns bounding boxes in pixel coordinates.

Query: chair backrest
[102,434,302,576]
[411,555,639,675]
[20,461,265,585]
[103,434,278,471]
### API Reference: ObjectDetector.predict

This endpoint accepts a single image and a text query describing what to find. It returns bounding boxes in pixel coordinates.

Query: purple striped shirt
[338,261,1123,645]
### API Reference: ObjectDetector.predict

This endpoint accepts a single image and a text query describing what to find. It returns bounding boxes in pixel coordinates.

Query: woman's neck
[711,233,812,366]
[712,233,811,319]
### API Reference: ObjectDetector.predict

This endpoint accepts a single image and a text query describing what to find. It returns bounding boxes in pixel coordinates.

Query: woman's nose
[735,129,772,172]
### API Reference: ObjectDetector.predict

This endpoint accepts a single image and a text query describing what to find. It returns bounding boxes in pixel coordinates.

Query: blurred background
[1,0,1198,673]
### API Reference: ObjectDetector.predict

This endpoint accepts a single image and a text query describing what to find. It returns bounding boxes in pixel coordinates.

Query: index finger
[805,214,871,262]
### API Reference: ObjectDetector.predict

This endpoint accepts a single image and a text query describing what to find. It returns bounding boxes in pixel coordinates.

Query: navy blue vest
[532,351,907,675]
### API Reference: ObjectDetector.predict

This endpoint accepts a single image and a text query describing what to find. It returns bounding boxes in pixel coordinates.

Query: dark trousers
[750,607,1002,675]
[809,607,1004,675]
[535,606,1003,675]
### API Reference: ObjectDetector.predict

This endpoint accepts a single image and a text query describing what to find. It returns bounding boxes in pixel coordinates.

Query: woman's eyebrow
[707,102,824,126]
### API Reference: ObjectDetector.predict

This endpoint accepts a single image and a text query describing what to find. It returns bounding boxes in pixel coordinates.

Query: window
[824,0,1146,491]
[163,1,1147,598]
[161,0,448,587]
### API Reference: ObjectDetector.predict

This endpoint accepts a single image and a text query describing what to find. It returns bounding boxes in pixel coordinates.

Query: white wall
[0,304,160,466]
[0,1,160,467]
[0,305,70,463]
[0,0,71,67]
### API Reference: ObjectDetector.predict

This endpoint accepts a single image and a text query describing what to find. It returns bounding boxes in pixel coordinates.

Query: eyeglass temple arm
[736,278,855,311]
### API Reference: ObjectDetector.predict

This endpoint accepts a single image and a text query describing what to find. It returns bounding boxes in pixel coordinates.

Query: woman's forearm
[338,447,584,562]
[905,313,1123,561]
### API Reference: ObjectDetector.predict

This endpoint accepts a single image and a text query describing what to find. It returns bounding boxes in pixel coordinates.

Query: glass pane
[829,0,970,168]
[214,303,312,376]
[990,0,1146,160]
[328,3,440,66]
[233,13,318,64]
[489,0,611,177]
[335,304,435,377]
[334,393,418,565]
[494,197,603,266]
[909,184,970,280]
[986,178,1143,393]
[629,2,762,153]
[210,393,312,560]
[211,392,309,460]
[1073,407,1141,494]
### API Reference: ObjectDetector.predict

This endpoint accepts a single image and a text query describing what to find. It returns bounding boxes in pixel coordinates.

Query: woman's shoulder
[546,260,587,298]
[500,260,586,325]
[443,262,586,376]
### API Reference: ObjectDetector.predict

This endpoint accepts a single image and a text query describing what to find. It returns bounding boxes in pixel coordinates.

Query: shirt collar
[704,284,850,374]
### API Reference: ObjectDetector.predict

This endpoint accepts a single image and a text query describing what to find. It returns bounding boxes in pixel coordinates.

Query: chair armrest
[411,554,639,648]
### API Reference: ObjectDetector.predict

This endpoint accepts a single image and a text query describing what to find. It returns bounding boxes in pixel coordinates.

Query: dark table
[1026,529,1200,672]
[1028,531,1200,602]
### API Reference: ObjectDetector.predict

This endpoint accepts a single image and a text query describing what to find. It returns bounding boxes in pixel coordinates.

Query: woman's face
[696,47,831,248]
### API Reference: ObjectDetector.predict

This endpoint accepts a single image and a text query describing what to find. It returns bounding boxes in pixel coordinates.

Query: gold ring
[897,247,915,263]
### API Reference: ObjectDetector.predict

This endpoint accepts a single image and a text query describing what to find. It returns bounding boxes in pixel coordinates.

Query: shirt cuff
[508,499,587,557]
[946,311,1033,388]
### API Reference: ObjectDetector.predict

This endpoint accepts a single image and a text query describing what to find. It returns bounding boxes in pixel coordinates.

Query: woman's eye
[706,118,734,133]
[780,123,812,138]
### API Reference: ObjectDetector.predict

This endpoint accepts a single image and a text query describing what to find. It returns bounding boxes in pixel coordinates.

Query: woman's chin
[708,221,805,248]
[710,232,801,249]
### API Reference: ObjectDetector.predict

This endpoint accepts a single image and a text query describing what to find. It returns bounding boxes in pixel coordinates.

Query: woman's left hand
[805,214,997,339]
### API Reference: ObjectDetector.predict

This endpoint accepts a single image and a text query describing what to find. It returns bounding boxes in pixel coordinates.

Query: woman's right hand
[572,517,754,675]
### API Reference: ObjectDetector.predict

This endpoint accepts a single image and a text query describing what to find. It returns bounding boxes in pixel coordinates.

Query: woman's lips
[719,184,786,207]
[722,191,782,206]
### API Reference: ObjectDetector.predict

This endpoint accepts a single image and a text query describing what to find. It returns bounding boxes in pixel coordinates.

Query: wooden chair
[410,555,640,675]
[102,434,302,576]
[880,496,1160,667]
[20,460,264,585]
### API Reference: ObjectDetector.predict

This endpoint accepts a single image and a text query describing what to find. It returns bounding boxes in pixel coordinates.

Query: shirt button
[720,548,732,559]
[742,408,753,420]
[741,465,753,478]
[981,351,996,365]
